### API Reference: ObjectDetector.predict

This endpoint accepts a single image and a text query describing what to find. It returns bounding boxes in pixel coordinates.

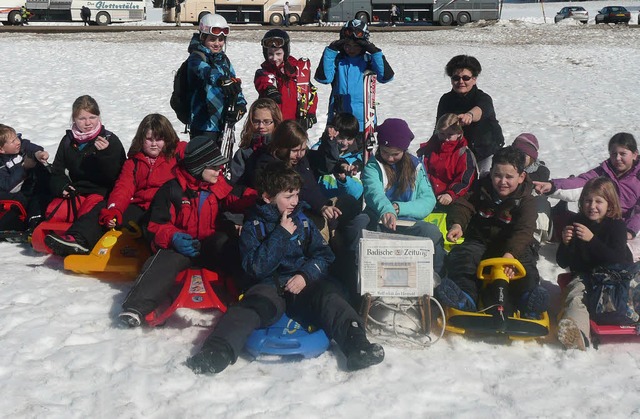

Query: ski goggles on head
[261,36,287,48]
[343,27,366,39]
[204,26,229,37]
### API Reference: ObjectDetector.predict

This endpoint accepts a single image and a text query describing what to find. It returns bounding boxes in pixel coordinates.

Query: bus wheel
[8,10,22,25]
[457,12,471,25]
[269,13,283,25]
[355,11,369,24]
[289,13,300,25]
[96,11,111,26]
[438,12,453,26]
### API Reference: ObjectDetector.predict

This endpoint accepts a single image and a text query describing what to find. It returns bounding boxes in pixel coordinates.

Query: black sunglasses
[451,75,473,82]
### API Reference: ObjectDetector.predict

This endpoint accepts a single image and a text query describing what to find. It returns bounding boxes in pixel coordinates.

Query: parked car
[555,6,589,24]
[595,6,631,24]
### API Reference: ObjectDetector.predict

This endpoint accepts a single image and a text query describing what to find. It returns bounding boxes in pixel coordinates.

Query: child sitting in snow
[534,132,640,260]
[0,124,51,238]
[435,146,549,319]
[313,113,364,200]
[417,113,476,209]
[556,177,636,350]
[118,137,255,327]
[186,161,384,374]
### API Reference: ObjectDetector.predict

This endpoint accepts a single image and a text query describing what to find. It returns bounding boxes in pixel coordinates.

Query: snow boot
[557,318,589,351]
[435,276,476,311]
[343,322,384,371]
[186,338,235,374]
[45,232,90,256]
[519,286,550,320]
[118,309,143,328]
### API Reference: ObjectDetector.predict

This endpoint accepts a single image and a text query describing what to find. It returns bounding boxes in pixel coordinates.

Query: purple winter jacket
[552,159,640,236]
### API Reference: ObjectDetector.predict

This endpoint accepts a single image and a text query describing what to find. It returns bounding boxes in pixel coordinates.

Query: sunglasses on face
[261,36,286,48]
[451,75,473,82]
[343,28,365,39]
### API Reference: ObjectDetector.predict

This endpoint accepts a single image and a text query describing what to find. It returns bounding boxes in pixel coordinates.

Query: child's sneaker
[118,310,142,328]
[343,322,384,371]
[435,277,477,311]
[186,339,235,374]
[557,318,589,350]
[45,232,90,256]
[520,286,550,319]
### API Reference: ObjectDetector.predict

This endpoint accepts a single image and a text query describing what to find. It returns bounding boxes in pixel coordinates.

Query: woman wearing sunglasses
[436,55,504,174]
[186,13,247,145]
[254,29,318,130]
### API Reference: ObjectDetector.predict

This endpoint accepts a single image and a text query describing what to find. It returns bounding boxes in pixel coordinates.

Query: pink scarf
[71,121,103,144]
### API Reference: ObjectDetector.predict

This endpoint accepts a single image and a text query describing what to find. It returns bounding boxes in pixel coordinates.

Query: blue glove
[172,232,201,257]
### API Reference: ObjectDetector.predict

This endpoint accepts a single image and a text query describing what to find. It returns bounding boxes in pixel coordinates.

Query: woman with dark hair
[436,55,504,174]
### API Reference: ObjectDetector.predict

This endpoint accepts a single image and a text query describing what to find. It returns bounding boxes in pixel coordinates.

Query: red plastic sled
[557,273,640,345]
[145,268,232,327]
[31,220,72,254]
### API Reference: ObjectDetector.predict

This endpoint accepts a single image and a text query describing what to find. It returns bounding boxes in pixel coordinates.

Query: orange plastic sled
[64,224,150,280]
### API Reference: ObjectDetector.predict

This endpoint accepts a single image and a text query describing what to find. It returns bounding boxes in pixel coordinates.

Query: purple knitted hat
[376,118,414,151]
[513,133,539,160]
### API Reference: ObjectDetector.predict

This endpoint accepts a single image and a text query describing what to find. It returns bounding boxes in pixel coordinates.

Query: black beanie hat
[182,136,229,179]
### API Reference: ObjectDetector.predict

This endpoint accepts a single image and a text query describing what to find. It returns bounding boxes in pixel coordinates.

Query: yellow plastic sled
[445,258,550,338]
[424,212,464,251]
[64,223,150,280]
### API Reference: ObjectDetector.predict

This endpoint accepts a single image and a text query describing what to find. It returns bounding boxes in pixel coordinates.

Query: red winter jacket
[254,56,318,121]
[105,143,186,213]
[147,166,256,251]
[419,135,476,201]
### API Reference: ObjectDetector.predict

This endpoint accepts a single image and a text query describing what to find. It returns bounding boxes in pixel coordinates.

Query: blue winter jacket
[240,201,335,287]
[314,48,394,131]
[362,153,436,222]
[187,34,247,134]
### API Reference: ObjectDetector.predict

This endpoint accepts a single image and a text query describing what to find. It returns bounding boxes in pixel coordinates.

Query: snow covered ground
[1,2,640,417]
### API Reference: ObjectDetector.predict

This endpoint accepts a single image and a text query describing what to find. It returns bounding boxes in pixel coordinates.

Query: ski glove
[357,40,381,55]
[328,39,346,51]
[99,207,123,226]
[172,232,201,257]
[225,104,247,125]
[298,114,317,130]
[265,85,282,104]
[5,155,23,169]
[218,77,242,97]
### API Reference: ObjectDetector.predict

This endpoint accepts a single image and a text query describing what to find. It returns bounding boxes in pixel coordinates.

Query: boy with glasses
[254,29,318,130]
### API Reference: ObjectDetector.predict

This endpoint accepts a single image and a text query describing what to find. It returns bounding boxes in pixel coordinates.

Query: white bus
[162,0,320,25]
[10,0,147,25]
[0,0,23,24]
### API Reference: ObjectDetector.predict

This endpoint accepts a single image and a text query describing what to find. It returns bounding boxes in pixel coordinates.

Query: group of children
[3,14,639,377]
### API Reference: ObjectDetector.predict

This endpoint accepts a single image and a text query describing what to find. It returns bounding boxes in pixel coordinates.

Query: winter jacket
[49,127,125,198]
[418,135,476,201]
[240,201,334,287]
[253,152,328,213]
[0,138,43,193]
[147,166,255,251]
[524,160,550,183]
[187,34,247,134]
[230,134,271,186]
[308,135,363,177]
[104,144,185,213]
[254,56,318,121]
[319,174,363,200]
[556,213,632,273]
[436,86,504,162]
[447,174,537,259]
[362,153,436,222]
[550,159,640,236]
[314,48,394,131]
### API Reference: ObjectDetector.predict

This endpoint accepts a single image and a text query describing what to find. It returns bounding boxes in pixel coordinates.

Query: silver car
[555,6,589,24]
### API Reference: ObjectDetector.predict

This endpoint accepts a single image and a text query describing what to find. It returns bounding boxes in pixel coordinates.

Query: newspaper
[358,230,434,297]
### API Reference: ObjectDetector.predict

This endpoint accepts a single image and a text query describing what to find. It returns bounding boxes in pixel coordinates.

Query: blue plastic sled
[245,314,330,359]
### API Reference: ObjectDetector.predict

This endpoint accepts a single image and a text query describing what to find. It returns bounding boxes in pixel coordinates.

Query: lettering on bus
[94,1,141,9]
